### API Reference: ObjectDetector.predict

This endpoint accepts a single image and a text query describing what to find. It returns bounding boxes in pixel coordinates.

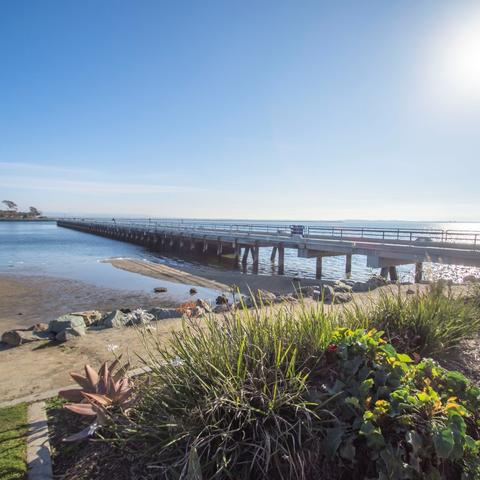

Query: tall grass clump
[102,302,480,480]
[343,283,480,358]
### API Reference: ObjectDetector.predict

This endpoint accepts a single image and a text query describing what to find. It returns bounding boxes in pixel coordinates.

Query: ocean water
[1,220,479,288]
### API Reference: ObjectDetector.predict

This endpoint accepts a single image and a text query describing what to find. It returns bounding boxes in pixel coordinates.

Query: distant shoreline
[0,218,55,222]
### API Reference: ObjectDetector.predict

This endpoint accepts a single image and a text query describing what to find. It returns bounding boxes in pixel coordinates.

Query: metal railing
[59,218,480,249]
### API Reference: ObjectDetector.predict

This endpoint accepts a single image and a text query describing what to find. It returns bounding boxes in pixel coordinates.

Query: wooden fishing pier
[57,219,480,282]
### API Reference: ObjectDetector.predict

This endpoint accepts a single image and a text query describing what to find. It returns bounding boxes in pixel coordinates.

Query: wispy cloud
[0,176,205,195]
[0,161,99,175]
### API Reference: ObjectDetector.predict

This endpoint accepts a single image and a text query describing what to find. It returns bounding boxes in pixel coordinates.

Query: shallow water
[1,220,479,289]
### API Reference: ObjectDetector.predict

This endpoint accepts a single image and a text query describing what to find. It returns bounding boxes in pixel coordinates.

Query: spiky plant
[59,358,133,441]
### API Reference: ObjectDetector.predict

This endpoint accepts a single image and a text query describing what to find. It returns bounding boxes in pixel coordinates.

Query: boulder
[254,289,278,303]
[49,314,86,334]
[101,310,130,329]
[28,323,49,333]
[154,287,168,293]
[56,326,86,342]
[196,299,212,312]
[463,275,479,283]
[70,310,103,326]
[148,308,181,320]
[293,285,321,299]
[216,294,229,305]
[1,329,49,347]
[213,304,232,314]
[333,281,353,294]
[313,285,334,303]
[191,306,205,317]
[406,288,416,295]
[126,309,154,326]
[332,292,353,304]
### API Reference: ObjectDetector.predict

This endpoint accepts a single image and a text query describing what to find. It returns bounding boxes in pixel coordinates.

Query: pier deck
[57,219,480,281]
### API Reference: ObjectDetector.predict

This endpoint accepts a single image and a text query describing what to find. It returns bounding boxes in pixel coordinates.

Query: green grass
[342,283,480,358]
[0,403,28,480]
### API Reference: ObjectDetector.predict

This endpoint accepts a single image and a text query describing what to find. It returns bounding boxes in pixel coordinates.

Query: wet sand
[0,274,174,331]
[108,258,322,295]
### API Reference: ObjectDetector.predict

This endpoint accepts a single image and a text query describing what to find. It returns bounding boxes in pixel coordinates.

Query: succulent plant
[59,357,133,441]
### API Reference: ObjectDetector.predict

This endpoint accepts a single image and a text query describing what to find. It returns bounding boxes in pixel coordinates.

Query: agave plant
[59,357,134,441]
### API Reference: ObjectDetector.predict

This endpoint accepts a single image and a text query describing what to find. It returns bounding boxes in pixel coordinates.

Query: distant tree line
[0,200,43,219]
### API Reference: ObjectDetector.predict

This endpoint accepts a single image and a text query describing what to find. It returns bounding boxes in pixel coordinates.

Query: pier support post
[242,247,250,265]
[380,267,389,278]
[252,245,259,273]
[234,243,241,266]
[345,254,352,277]
[316,256,323,279]
[389,266,398,282]
[190,240,195,251]
[217,243,223,257]
[203,240,208,253]
[270,247,277,262]
[415,262,423,283]
[278,246,285,274]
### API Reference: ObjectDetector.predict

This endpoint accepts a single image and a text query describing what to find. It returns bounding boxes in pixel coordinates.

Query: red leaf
[84,364,99,388]
[58,388,84,402]
[64,403,97,416]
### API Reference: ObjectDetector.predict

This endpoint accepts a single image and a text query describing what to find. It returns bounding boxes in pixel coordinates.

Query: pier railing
[61,218,480,249]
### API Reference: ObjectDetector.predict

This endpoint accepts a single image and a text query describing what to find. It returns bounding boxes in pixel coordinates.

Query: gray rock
[126,308,154,326]
[216,294,229,305]
[213,304,232,314]
[333,281,353,294]
[28,323,49,333]
[196,299,212,312]
[148,308,181,320]
[332,292,353,304]
[192,306,205,317]
[293,285,321,299]
[70,310,103,326]
[55,326,86,342]
[49,314,86,334]
[406,288,416,295]
[254,289,278,303]
[101,310,129,328]
[312,285,334,302]
[1,329,49,346]
[154,287,168,293]
[463,275,479,283]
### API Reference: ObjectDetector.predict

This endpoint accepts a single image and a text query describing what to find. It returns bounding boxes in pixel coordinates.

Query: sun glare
[424,4,480,113]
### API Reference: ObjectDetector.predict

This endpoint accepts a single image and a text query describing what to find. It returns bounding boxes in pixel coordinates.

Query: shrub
[102,305,480,480]
[343,284,480,358]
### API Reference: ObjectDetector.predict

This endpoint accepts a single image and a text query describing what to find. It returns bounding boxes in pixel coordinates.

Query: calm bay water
[1,220,479,287]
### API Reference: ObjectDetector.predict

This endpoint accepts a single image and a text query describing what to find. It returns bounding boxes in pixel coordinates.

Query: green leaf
[397,353,413,363]
[325,427,344,457]
[433,428,454,458]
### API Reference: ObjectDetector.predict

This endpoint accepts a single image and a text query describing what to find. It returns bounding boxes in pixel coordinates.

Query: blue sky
[1,0,480,220]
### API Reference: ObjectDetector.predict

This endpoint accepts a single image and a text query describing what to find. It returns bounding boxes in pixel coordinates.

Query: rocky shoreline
[0,275,397,349]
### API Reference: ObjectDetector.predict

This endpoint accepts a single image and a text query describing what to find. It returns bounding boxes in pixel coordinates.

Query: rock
[313,285,334,303]
[332,292,353,304]
[213,304,232,314]
[406,288,416,295]
[101,310,129,329]
[341,279,356,287]
[28,323,49,333]
[276,295,298,303]
[126,308,154,326]
[191,306,205,317]
[333,281,353,294]
[352,275,389,293]
[189,288,198,295]
[1,329,49,346]
[48,314,86,334]
[293,285,321,299]
[196,299,212,312]
[254,289,278,303]
[154,287,168,293]
[216,294,229,305]
[55,326,86,342]
[70,310,103,326]
[463,275,479,283]
[148,308,181,320]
